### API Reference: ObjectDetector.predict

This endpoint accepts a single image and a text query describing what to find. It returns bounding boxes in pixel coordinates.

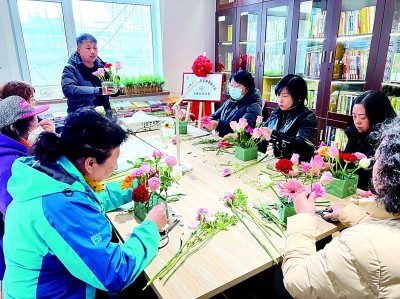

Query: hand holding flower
[293,191,316,215]
[145,203,168,231]
[324,202,345,220]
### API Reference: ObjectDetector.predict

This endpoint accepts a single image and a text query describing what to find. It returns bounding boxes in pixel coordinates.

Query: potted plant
[92,61,122,93]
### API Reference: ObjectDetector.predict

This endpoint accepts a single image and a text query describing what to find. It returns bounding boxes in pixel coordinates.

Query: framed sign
[181,73,223,102]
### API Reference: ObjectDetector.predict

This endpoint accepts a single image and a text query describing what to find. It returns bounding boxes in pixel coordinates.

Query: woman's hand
[39,118,56,133]
[205,120,219,131]
[261,126,272,135]
[221,133,238,142]
[324,203,345,220]
[146,203,168,231]
[102,86,117,95]
[292,191,316,215]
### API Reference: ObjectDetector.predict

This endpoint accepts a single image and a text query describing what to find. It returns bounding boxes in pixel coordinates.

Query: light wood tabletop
[107,126,349,299]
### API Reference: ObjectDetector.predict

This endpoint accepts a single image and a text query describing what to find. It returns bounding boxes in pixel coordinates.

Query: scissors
[159,219,180,249]
[316,208,340,223]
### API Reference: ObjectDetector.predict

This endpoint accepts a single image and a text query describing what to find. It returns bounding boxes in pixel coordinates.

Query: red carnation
[191,55,213,77]
[105,63,113,68]
[131,184,150,203]
[339,153,358,163]
[275,159,294,174]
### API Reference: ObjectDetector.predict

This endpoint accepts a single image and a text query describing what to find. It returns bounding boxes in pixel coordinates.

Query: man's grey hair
[76,33,97,47]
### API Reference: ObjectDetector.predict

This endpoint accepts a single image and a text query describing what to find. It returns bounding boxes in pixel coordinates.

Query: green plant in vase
[92,61,122,93]
[120,150,183,221]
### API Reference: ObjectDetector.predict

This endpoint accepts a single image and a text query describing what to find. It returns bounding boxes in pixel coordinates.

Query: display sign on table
[181,73,223,102]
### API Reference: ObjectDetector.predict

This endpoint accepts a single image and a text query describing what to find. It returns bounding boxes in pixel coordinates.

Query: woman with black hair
[224,74,317,161]
[3,109,167,298]
[283,117,400,298]
[205,70,262,137]
[344,90,396,190]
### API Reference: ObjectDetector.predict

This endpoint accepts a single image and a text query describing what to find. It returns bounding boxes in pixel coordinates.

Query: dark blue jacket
[259,105,317,162]
[61,52,112,114]
[0,134,28,279]
[210,90,262,137]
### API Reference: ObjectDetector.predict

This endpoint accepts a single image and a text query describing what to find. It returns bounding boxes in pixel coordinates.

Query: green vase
[174,121,188,134]
[277,199,296,224]
[134,194,168,221]
[325,174,358,198]
[234,146,258,162]
[101,81,118,93]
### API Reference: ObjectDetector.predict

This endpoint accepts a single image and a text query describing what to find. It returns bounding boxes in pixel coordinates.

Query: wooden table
[108,126,348,298]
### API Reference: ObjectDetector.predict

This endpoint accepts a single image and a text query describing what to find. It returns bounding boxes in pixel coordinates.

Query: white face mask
[27,125,45,145]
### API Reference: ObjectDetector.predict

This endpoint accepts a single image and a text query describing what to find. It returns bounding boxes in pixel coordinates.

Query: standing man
[61,33,115,117]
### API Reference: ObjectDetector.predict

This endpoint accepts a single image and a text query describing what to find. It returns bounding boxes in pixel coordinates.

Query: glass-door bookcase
[294,0,328,110]
[261,3,289,103]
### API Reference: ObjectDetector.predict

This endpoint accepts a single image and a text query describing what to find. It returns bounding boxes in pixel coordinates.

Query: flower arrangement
[223,189,282,262]
[256,153,333,222]
[191,55,213,77]
[226,116,270,149]
[316,144,371,180]
[144,208,237,288]
[120,150,183,220]
[92,61,122,85]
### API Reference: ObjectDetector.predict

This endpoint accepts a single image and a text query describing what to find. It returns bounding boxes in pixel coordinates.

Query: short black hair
[275,74,308,107]
[30,109,127,165]
[352,90,397,128]
[76,33,97,47]
[229,71,255,95]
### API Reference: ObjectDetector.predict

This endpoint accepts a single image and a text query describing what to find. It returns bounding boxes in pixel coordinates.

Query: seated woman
[343,90,396,190]
[282,117,400,298]
[3,109,167,298]
[0,80,55,134]
[223,74,317,162]
[0,96,49,280]
[204,70,262,137]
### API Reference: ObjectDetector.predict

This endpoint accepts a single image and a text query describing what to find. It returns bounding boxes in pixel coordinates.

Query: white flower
[258,174,272,188]
[359,158,371,169]
[171,166,183,182]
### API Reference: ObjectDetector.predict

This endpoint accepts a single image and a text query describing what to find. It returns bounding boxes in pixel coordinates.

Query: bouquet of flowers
[120,150,183,220]
[191,55,213,77]
[144,208,237,288]
[257,153,333,222]
[92,61,122,85]
[225,116,270,149]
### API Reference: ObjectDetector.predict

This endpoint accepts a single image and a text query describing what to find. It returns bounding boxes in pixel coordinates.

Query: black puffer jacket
[259,105,317,162]
[61,52,112,114]
[343,125,375,190]
[210,90,262,137]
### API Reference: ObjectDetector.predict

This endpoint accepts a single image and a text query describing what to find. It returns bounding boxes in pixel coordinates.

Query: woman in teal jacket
[3,109,167,298]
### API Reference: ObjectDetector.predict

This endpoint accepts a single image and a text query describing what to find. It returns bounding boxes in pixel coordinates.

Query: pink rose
[230,121,238,131]
[130,168,145,177]
[221,168,231,177]
[238,118,248,129]
[115,61,122,69]
[320,171,333,185]
[252,127,263,138]
[290,153,300,165]
[140,162,151,173]
[256,115,263,125]
[172,136,177,145]
[354,152,367,160]
[310,155,325,170]
[152,150,162,158]
[263,130,271,140]
[166,156,177,167]
[327,146,339,158]
[148,177,161,191]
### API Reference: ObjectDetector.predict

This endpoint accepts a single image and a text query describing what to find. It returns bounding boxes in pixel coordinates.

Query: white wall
[0,0,22,83]
[159,0,215,96]
[0,1,215,95]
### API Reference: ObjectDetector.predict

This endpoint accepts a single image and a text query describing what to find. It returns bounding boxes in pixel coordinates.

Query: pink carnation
[148,177,161,191]
[166,156,177,167]
[130,168,146,177]
[223,192,236,203]
[188,221,200,230]
[152,150,162,158]
[196,208,215,223]
[140,162,151,173]
[354,152,367,160]
[221,168,230,177]
[164,106,172,114]
[300,162,311,174]
[172,136,177,145]
[312,182,326,199]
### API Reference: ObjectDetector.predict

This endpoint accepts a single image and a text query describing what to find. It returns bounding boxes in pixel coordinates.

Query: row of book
[329,91,361,115]
[111,99,176,118]
[303,10,326,38]
[325,126,348,151]
[389,52,400,82]
[265,16,287,41]
[303,47,322,78]
[263,52,285,76]
[338,6,376,36]
[341,49,369,80]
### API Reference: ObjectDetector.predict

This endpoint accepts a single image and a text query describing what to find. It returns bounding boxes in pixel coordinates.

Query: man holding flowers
[62,33,117,117]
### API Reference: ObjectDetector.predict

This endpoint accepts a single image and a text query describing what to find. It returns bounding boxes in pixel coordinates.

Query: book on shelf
[225,52,233,72]
[389,96,400,114]
[338,6,376,36]
[303,46,322,77]
[111,101,135,113]
[390,53,400,81]
[227,24,232,42]
[329,91,361,115]
[131,101,150,109]
[306,10,326,38]
[325,126,348,150]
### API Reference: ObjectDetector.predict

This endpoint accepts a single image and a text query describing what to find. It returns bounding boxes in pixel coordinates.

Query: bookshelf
[216,0,396,146]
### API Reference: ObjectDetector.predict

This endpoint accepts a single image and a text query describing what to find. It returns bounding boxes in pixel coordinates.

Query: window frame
[9,0,162,86]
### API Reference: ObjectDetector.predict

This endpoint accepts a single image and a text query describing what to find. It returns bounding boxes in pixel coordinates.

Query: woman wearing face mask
[0,80,56,135]
[205,70,262,137]
[223,74,317,162]
[343,90,396,190]
[0,96,49,281]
